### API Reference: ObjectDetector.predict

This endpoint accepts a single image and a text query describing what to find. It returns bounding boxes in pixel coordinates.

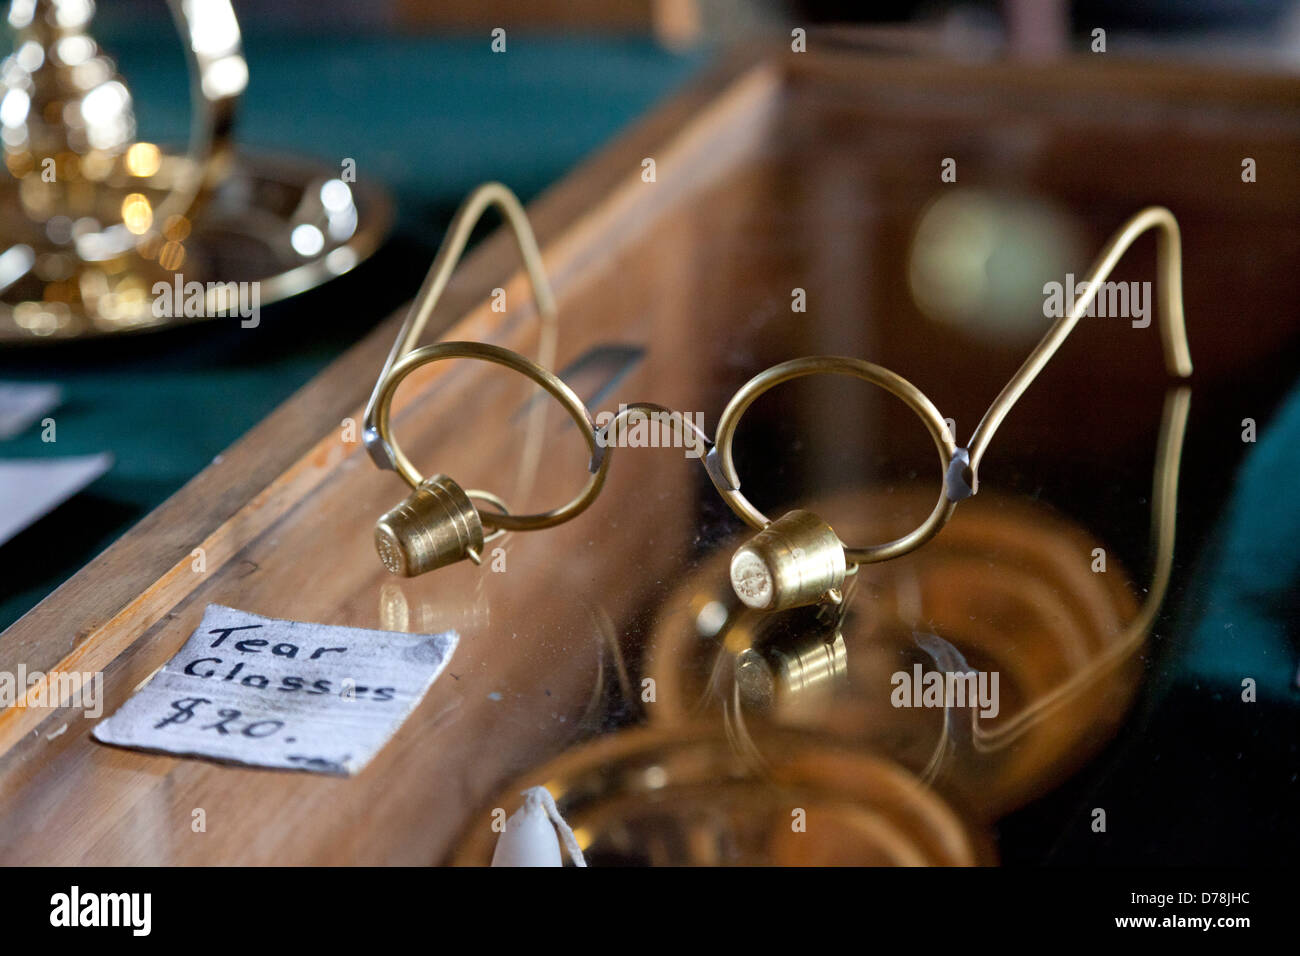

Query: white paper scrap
[0,382,62,440]
[93,604,459,776]
[0,453,112,547]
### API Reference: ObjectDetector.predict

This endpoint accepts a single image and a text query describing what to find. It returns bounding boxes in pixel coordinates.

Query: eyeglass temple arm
[963,206,1193,491]
[961,382,1191,754]
[363,182,559,472]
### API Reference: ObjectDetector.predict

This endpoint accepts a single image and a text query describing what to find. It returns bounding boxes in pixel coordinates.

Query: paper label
[0,453,112,547]
[93,605,458,776]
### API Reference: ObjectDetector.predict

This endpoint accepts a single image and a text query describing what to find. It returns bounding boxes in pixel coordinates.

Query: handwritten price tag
[93,604,458,776]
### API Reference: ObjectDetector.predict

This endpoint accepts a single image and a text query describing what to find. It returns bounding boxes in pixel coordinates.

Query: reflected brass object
[708,206,1192,610]
[374,474,484,576]
[729,508,847,611]
[0,0,389,341]
[451,725,991,865]
[734,629,848,714]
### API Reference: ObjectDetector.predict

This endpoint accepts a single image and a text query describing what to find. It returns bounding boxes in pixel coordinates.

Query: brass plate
[0,149,391,342]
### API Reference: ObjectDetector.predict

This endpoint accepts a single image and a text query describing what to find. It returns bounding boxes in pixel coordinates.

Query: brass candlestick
[0,0,389,341]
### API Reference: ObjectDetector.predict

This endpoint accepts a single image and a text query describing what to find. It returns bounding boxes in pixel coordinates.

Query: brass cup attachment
[729,509,847,611]
[374,474,485,577]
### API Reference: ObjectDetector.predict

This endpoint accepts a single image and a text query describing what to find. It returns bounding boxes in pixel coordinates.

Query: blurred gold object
[451,725,991,866]
[908,191,1084,341]
[0,0,389,341]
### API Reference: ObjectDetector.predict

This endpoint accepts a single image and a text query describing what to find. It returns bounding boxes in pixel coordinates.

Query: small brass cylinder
[375,474,485,577]
[729,509,847,611]
[735,630,848,715]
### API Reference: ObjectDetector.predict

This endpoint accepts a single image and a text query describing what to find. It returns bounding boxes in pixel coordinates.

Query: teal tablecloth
[0,27,704,630]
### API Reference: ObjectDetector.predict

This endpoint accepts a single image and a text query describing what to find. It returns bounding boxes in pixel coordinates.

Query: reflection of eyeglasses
[364,184,1192,613]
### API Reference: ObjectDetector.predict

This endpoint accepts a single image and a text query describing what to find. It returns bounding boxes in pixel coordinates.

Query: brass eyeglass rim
[709,356,959,564]
[369,340,610,532]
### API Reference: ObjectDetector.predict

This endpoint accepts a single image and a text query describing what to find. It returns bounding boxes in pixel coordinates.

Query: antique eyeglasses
[364,183,1192,612]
